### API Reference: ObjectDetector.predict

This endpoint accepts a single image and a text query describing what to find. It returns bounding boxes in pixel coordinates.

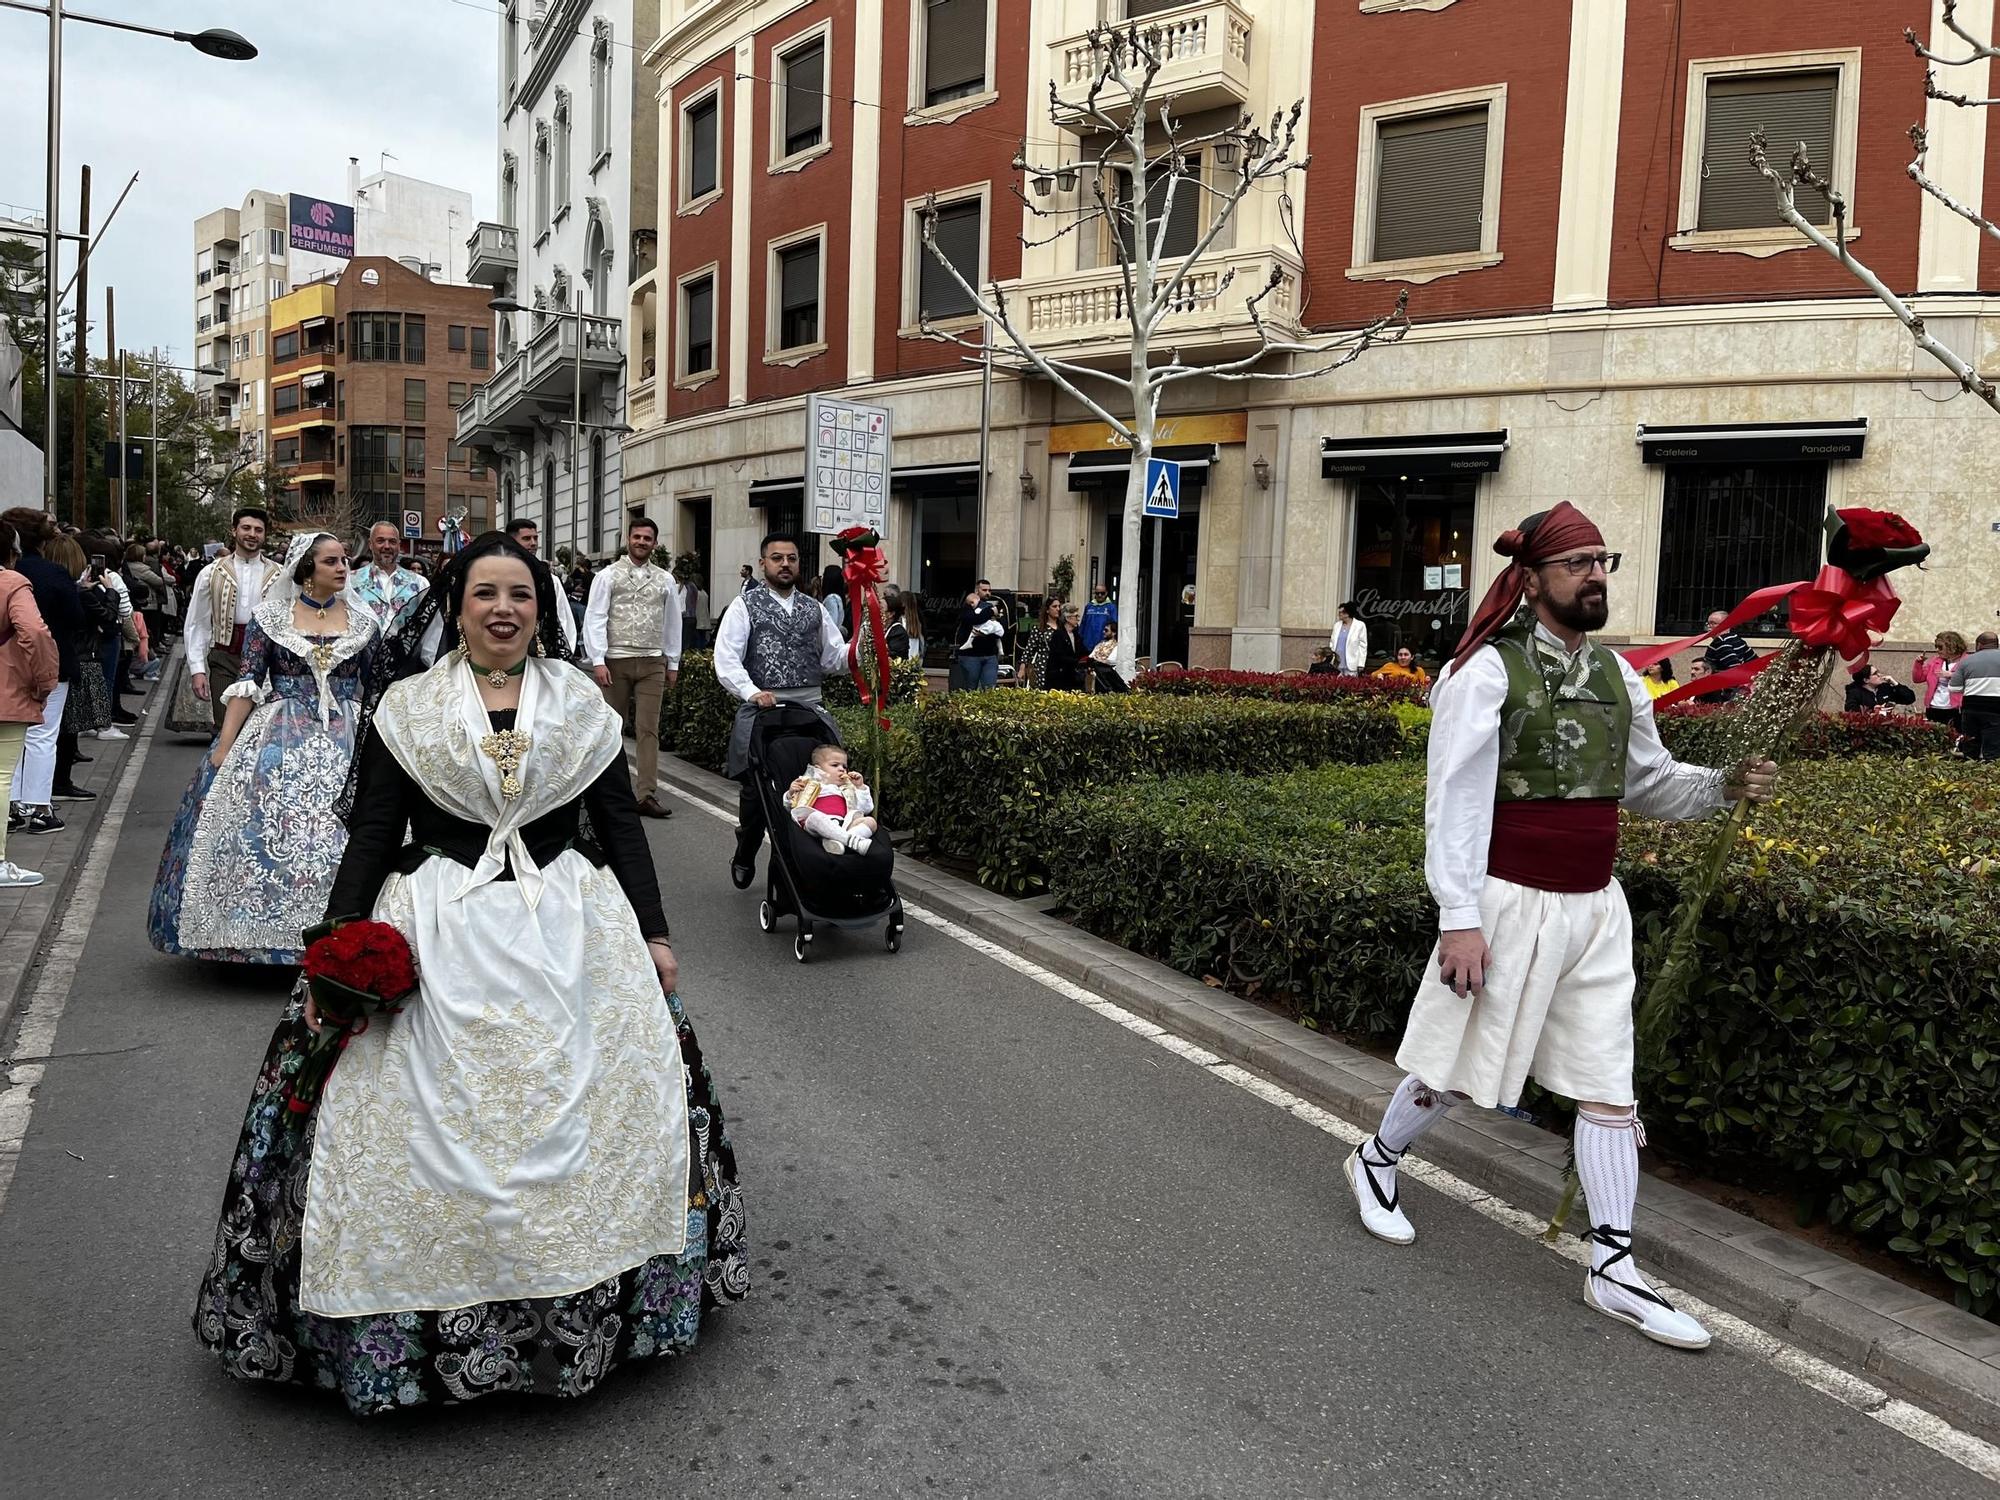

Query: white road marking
[0,713,160,1220]
[657,768,2000,1487]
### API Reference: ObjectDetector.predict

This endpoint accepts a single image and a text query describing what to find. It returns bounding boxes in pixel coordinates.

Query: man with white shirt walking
[715,532,852,888]
[584,515,681,818]
[183,508,281,715]
[1345,502,1775,1353]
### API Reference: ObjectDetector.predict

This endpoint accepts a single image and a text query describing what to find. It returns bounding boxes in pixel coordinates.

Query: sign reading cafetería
[288,193,355,259]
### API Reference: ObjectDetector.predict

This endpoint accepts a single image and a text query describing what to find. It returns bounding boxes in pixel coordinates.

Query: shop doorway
[677,496,713,593]
[908,473,980,668]
[1100,497,1200,667]
[1350,476,1476,668]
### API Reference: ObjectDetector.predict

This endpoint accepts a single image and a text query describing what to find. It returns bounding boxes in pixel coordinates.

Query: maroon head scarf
[1449,501,1606,671]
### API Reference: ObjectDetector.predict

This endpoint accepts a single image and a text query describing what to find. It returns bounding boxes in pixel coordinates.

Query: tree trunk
[1112,383,1152,682]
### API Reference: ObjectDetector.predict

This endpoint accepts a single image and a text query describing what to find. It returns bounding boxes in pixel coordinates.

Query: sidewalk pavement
[654,748,2000,1445]
[0,676,161,1040]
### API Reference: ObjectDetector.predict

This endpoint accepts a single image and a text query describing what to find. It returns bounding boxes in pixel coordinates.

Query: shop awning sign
[1142,458,1181,519]
[1320,431,1509,481]
[1635,419,1868,465]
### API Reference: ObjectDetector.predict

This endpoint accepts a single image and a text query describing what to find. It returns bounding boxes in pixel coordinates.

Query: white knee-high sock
[1372,1074,1457,1159]
[1574,1108,1641,1273]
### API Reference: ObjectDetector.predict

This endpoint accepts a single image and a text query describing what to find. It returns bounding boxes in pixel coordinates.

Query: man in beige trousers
[583,515,681,818]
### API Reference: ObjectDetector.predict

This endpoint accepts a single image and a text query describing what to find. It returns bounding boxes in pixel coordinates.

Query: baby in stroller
[787,744,878,855]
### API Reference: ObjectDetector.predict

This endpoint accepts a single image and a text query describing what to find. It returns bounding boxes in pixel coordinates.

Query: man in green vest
[1345,502,1775,1351]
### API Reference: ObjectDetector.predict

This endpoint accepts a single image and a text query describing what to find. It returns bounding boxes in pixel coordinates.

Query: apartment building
[194,169,475,468]
[266,258,498,550]
[456,0,663,565]
[601,0,1996,671]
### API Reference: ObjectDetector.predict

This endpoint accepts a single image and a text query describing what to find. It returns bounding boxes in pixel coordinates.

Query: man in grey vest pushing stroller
[714,532,853,888]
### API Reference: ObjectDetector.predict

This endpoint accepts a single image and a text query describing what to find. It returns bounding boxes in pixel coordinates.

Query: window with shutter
[918,199,982,320]
[1125,0,1183,15]
[924,0,986,106]
[778,241,821,349]
[1115,158,1203,264]
[688,96,720,200]
[1372,106,1488,263]
[782,40,825,157]
[685,275,716,373]
[1698,71,1837,231]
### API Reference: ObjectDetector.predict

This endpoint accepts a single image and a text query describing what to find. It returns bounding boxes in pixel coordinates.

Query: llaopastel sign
[288,193,355,259]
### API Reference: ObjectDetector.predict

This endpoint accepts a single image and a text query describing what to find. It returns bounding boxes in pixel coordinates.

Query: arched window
[544,455,557,533]
[502,470,516,525]
[585,217,611,316]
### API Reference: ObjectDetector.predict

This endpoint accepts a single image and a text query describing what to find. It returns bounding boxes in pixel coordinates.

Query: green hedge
[907,688,1405,893]
[1053,757,2000,1317]
[1136,666,1424,703]
[661,649,925,771]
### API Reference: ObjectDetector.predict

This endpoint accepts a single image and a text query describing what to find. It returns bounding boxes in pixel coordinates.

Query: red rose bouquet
[284,917,419,1114]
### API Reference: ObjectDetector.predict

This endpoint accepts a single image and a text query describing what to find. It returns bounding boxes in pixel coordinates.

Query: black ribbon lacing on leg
[1357,1136,1403,1212]
[1583,1225,1675,1309]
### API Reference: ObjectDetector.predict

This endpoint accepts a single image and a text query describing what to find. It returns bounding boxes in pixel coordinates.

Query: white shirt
[103,570,133,621]
[183,552,276,664]
[1425,622,1727,933]
[582,559,682,668]
[713,589,852,703]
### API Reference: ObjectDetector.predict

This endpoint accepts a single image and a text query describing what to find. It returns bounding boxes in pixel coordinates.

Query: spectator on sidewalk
[1844,662,1916,715]
[1307,645,1339,677]
[951,581,1006,692]
[1372,645,1431,696]
[84,533,139,721]
[63,540,123,746]
[884,594,913,663]
[0,517,60,886]
[1,511,84,838]
[1047,603,1087,691]
[1913,631,1968,738]
[1087,620,1129,693]
[1022,597,1061,690]
[1081,584,1118,655]
[1331,602,1368,675]
[1951,632,2000,759]
[1640,659,1679,699]
[124,542,171,682]
[1702,609,1756,702]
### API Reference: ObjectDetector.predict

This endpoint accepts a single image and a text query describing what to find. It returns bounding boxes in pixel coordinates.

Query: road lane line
[0,712,160,1220]
[650,770,2000,1485]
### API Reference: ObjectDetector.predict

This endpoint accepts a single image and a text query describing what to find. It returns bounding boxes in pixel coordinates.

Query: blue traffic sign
[1142,457,1181,519]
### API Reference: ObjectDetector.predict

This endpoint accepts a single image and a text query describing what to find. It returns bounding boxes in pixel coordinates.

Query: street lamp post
[487,293,632,563]
[0,0,256,513]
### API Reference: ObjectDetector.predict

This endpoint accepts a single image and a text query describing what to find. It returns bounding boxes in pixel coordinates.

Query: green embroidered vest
[1492,613,1631,802]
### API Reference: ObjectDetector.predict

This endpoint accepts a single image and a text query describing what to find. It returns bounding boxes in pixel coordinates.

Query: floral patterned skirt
[191,985,748,1417]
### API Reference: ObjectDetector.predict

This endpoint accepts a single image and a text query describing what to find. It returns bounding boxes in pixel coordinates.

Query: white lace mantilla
[250,591,378,726]
[298,656,691,1318]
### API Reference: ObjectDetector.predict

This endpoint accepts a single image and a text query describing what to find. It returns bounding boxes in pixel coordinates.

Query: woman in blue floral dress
[148,532,377,963]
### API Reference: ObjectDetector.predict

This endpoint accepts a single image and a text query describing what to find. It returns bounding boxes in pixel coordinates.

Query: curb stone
[0,687,158,1042]
[656,748,2000,1444]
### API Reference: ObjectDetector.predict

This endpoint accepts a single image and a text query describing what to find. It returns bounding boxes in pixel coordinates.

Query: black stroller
[745,705,904,963]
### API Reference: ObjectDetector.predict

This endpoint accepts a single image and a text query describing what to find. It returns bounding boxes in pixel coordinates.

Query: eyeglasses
[1542,552,1622,577]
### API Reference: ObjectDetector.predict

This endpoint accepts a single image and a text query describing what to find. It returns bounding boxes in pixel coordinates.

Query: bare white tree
[917,22,1408,682]
[1751,0,2000,411]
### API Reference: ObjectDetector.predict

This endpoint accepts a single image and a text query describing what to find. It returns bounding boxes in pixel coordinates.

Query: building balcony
[1006,245,1304,363]
[1050,1,1253,126]
[628,376,657,430]
[283,460,338,486]
[455,312,624,448]
[465,222,520,288]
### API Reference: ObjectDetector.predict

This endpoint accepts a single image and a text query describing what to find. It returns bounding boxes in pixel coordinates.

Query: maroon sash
[1488,798,1619,894]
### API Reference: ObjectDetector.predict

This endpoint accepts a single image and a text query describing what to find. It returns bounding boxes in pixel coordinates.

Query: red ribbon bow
[1626,566,1902,708]
[837,528,894,729]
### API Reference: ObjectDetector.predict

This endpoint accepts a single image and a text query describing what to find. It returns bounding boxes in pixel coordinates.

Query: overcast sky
[0,0,497,366]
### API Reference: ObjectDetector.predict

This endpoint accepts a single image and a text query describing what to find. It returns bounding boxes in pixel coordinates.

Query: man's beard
[1547,586,1608,634]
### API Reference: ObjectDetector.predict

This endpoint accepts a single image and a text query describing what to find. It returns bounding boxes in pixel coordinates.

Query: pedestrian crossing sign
[1143,457,1181,519]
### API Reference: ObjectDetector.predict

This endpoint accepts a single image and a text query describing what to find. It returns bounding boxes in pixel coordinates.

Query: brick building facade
[610,0,1997,672]
[270,258,497,553]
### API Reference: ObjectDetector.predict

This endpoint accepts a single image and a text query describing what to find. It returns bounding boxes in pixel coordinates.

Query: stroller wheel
[885,925,902,954]
[794,931,813,964]
[758,899,775,933]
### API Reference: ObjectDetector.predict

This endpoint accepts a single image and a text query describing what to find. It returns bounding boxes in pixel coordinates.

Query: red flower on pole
[1833,507,1922,553]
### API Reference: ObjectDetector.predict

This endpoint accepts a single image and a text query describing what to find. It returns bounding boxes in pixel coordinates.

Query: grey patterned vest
[743,586,826,693]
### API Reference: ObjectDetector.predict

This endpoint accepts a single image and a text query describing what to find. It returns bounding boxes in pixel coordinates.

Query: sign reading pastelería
[807,393,891,535]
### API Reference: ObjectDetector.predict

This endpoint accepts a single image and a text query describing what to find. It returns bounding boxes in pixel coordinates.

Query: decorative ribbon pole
[1542,507,1930,1243]
[832,526,895,806]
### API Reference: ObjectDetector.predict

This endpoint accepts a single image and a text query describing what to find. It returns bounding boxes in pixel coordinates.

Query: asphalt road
[0,721,1989,1500]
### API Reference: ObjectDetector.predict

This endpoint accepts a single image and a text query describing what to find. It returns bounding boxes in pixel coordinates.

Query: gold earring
[532,634,546,657]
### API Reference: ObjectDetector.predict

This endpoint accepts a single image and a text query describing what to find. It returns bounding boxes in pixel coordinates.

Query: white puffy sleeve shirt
[1424,632,1728,933]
